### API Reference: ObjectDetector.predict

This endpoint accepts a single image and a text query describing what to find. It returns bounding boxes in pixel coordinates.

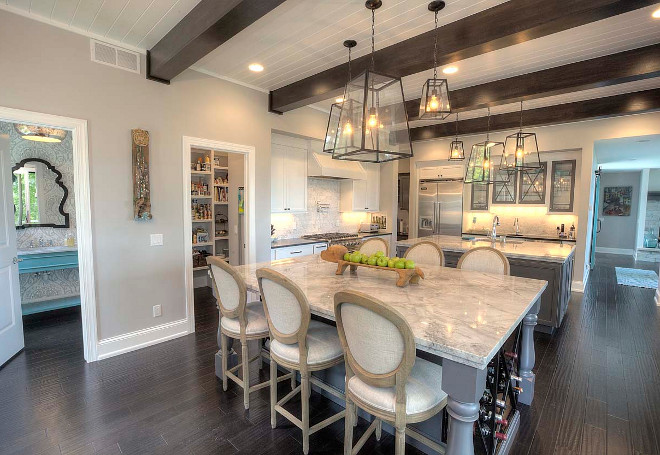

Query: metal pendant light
[14,124,67,143]
[332,0,413,163]
[499,101,542,171]
[323,40,357,153]
[465,107,510,184]
[418,1,451,120]
[448,113,464,161]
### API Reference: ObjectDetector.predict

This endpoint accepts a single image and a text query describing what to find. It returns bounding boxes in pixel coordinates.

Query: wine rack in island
[477,328,523,455]
[191,148,230,270]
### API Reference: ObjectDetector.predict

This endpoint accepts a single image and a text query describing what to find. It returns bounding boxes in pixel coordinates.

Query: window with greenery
[13,168,40,226]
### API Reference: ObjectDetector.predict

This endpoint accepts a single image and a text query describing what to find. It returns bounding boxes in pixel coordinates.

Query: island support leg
[518,297,540,405]
[442,359,487,455]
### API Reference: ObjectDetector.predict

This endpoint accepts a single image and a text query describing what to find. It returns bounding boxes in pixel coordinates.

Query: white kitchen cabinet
[419,165,464,180]
[340,163,380,212]
[272,242,326,260]
[271,143,307,213]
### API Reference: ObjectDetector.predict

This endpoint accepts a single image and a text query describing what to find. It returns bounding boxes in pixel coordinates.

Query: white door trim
[182,136,256,334]
[0,105,98,362]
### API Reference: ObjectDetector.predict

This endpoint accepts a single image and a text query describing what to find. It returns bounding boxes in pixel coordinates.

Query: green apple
[404,260,416,269]
[350,253,361,263]
[376,256,389,267]
[374,251,385,258]
[367,256,378,266]
[394,259,406,269]
[361,255,369,264]
[343,253,351,261]
[387,258,396,268]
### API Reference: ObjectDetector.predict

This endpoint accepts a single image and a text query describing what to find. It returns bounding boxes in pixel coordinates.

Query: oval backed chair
[403,241,445,267]
[257,267,346,455]
[456,246,510,275]
[359,237,389,257]
[334,290,448,455]
[208,257,292,410]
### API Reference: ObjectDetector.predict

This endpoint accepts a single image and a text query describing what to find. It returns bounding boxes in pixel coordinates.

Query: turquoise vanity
[18,246,79,315]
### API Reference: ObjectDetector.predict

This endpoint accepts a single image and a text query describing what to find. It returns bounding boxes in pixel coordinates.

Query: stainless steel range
[302,232,361,250]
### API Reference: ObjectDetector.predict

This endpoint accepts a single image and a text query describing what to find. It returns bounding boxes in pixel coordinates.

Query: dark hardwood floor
[1,253,658,455]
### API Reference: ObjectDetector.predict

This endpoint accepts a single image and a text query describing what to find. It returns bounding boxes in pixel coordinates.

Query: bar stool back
[335,290,448,455]
[257,268,346,454]
[208,257,276,410]
[403,241,445,267]
[359,237,389,256]
[457,246,510,275]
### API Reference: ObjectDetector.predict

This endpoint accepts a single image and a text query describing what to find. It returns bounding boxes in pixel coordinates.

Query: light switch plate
[153,305,162,317]
[150,234,163,246]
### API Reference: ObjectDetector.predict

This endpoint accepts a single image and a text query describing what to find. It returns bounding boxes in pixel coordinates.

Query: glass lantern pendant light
[448,113,464,160]
[418,1,451,120]
[332,0,413,163]
[323,40,357,153]
[465,107,509,184]
[499,101,542,171]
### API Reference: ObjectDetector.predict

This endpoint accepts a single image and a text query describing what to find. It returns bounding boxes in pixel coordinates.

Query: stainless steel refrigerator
[418,179,463,237]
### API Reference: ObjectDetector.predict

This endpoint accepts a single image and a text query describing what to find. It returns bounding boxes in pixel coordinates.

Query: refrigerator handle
[436,201,441,234]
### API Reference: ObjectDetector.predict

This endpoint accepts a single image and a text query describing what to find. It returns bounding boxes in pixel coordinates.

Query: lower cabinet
[271,242,327,260]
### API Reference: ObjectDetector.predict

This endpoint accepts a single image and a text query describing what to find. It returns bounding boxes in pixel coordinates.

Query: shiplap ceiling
[0,0,202,52]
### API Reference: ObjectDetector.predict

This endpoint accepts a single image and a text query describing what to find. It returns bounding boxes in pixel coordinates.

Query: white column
[655,264,660,306]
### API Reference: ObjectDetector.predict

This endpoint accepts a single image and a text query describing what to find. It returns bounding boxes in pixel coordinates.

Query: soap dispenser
[65,231,75,247]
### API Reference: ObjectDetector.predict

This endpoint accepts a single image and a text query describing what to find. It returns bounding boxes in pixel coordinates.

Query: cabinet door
[364,163,380,211]
[271,144,286,212]
[352,180,368,211]
[549,160,576,212]
[285,146,307,212]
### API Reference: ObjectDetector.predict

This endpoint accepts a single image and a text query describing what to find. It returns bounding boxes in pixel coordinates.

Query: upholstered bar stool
[359,237,389,256]
[403,241,445,267]
[208,257,292,410]
[257,268,346,455]
[457,246,510,275]
[334,290,448,455]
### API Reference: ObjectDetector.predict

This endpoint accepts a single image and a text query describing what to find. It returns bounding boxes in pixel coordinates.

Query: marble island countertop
[234,254,547,369]
[18,246,78,255]
[398,235,575,263]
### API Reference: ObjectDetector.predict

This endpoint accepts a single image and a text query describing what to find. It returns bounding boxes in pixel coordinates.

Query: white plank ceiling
[0,0,201,51]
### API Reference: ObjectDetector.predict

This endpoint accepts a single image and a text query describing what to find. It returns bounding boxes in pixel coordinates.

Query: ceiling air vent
[90,39,140,74]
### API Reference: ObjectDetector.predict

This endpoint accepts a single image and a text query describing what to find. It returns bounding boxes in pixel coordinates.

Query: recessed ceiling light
[442,66,458,75]
[248,63,264,72]
[653,7,660,18]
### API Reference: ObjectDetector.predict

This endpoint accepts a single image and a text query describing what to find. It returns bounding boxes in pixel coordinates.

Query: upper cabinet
[518,163,547,204]
[549,160,576,212]
[271,140,308,213]
[340,163,380,212]
[419,165,464,180]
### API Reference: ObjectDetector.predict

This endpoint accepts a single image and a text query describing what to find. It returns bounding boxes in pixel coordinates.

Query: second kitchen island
[397,235,575,333]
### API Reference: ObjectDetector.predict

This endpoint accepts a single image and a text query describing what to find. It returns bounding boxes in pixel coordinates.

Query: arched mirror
[12,158,70,228]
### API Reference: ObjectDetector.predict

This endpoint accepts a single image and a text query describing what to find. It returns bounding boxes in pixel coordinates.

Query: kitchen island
[397,235,575,332]
[233,254,547,455]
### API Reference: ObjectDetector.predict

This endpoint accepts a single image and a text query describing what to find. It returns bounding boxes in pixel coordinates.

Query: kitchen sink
[469,237,525,245]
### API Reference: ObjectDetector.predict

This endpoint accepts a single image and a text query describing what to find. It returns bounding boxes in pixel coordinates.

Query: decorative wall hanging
[418,1,451,120]
[333,0,413,163]
[132,129,152,220]
[603,186,632,216]
[324,40,357,154]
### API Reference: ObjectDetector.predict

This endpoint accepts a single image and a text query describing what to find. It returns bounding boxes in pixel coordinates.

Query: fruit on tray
[343,253,351,261]
[367,256,378,266]
[361,255,369,264]
[394,259,406,269]
[376,256,389,267]
[405,260,416,269]
[350,252,362,263]
[374,251,385,258]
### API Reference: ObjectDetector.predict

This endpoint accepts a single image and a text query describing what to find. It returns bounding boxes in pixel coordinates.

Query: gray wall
[0,10,327,340]
[597,171,640,251]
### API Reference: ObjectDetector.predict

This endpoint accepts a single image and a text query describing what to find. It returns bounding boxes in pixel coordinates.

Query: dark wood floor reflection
[1,254,658,455]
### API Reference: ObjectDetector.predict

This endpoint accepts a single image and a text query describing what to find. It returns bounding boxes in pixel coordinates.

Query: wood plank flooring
[0,253,658,455]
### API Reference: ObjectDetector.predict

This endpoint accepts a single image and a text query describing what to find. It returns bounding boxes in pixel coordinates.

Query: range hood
[308,152,367,180]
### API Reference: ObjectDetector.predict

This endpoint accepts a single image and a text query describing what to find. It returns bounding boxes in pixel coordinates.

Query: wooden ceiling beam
[405,44,660,119]
[147,0,286,84]
[409,88,660,142]
[269,0,656,113]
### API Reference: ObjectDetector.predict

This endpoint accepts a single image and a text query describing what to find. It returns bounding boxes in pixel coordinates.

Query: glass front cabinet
[549,160,576,212]
[518,163,547,204]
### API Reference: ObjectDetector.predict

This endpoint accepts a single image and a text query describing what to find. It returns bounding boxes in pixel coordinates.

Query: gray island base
[397,235,575,333]
[216,255,547,455]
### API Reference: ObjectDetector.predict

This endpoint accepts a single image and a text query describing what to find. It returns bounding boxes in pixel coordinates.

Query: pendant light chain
[371,9,376,71]
[454,112,459,138]
[519,100,524,131]
[486,106,491,140]
[433,10,438,80]
[348,46,352,81]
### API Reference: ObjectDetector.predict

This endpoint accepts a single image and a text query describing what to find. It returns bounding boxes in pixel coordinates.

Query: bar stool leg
[394,421,406,455]
[291,369,296,390]
[344,398,354,455]
[270,357,277,429]
[220,332,228,392]
[241,340,250,410]
[301,371,310,455]
[375,419,382,441]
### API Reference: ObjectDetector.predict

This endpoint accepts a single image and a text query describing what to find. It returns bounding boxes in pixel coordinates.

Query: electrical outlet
[150,234,163,246]
[153,305,162,317]
[472,217,477,224]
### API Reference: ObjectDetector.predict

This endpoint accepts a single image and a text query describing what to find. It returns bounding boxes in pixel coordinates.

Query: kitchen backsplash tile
[464,208,578,239]
[271,178,371,239]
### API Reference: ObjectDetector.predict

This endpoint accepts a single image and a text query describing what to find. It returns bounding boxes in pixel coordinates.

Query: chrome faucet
[491,215,500,240]
[513,217,521,236]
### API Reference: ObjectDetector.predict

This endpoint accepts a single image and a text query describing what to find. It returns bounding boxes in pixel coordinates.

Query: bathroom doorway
[0,107,96,365]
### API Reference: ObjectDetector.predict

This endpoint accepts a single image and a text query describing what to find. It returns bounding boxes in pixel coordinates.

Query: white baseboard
[97,318,190,360]
[571,267,589,293]
[595,247,634,256]
[194,273,209,289]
